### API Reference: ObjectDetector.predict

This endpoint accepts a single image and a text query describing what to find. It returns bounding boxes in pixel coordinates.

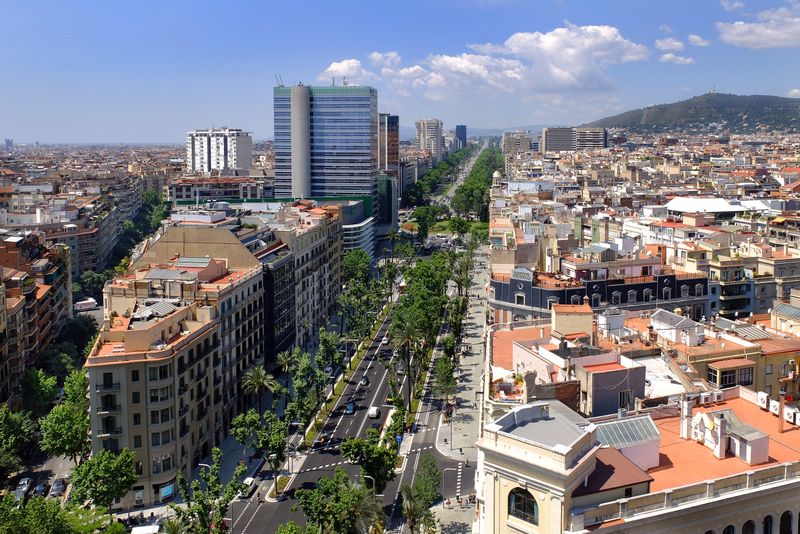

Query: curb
[394,454,407,474]
[265,471,296,503]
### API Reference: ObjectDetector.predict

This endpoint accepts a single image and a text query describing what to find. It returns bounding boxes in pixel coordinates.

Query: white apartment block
[415,119,444,160]
[185,128,253,174]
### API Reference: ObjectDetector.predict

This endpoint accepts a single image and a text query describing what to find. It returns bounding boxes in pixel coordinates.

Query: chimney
[779,391,786,434]
[679,394,692,439]
[714,414,727,459]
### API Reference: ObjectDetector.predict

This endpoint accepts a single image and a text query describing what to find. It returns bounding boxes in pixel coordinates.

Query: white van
[367,406,381,419]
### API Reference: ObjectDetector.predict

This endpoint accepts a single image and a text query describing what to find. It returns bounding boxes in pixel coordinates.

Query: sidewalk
[435,248,488,464]
[432,500,478,534]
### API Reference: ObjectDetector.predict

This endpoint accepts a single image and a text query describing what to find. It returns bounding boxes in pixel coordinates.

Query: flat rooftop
[649,395,800,491]
[490,401,592,451]
[491,325,551,370]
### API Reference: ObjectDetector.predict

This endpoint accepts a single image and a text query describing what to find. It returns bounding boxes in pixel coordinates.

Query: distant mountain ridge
[583,93,800,133]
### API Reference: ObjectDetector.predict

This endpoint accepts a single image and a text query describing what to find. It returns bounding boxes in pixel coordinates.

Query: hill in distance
[584,92,800,133]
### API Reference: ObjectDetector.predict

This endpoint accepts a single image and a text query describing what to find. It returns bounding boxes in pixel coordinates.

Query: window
[619,390,631,409]
[624,487,633,498]
[571,295,581,304]
[134,435,142,448]
[763,515,773,534]
[711,286,717,295]
[766,364,773,375]
[738,367,754,386]
[547,298,559,310]
[628,290,637,303]
[132,391,140,404]
[644,288,653,302]
[611,292,621,305]
[508,488,537,524]
[515,293,525,306]
[150,411,159,425]
[681,285,689,298]
[663,288,672,300]
[696,284,704,297]
[150,386,170,403]
[133,413,141,426]
[707,367,718,386]
[720,369,737,388]
[131,370,140,383]
[591,294,601,307]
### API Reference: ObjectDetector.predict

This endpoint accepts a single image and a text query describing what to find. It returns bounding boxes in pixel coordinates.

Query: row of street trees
[402,148,471,207]
[450,148,503,221]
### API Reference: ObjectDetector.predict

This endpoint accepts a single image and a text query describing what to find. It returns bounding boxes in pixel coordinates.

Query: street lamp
[355,474,383,497]
[442,468,457,508]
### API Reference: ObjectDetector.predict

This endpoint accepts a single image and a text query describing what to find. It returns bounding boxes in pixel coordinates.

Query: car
[314,432,332,449]
[324,366,333,376]
[345,401,356,415]
[49,478,67,498]
[237,477,257,499]
[381,335,389,345]
[33,481,48,497]
[367,406,381,419]
[16,478,32,496]
[359,376,370,387]
[370,423,382,432]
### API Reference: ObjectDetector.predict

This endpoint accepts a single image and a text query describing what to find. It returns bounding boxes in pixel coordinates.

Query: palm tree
[276,350,294,385]
[400,484,423,534]
[242,366,278,414]
[392,313,418,412]
[346,479,386,534]
[160,518,189,534]
[387,229,400,263]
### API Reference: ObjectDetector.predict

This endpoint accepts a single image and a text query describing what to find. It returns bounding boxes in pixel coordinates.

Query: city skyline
[3,0,800,143]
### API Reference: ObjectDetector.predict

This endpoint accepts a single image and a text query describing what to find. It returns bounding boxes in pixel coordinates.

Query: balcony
[95,382,120,393]
[196,368,207,381]
[97,426,122,438]
[178,383,188,395]
[180,426,189,438]
[96,404,121,414]
[179,405,189,417]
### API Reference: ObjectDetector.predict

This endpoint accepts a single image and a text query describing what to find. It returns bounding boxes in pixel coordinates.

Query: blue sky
[2,0,800,143]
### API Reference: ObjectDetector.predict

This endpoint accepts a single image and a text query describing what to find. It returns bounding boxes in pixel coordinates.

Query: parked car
[16,478,32,496]
[49,478,67,498]
[345,401,356,415]
[359,376,370,387]
[33,481,48,497]
[237,477,257,499]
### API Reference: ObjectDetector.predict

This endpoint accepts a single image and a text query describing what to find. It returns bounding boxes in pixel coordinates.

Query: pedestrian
[256,491,261,503]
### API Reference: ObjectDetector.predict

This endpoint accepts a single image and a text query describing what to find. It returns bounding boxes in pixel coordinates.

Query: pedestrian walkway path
[434,248,489,465]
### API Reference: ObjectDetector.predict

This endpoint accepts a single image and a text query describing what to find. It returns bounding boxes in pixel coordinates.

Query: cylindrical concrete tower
[290,85,311,198]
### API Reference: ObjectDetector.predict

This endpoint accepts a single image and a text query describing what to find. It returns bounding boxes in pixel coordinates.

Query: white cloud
[369,51,401,67]
[717,3,800,48]
[318,24,648,101]
[655,37,685,50]
[687,34,711,46]
[659,24,673,34]
[317,59,376,83]
[789,89,800,97]
[721,0,744,11]
[660,53,695,64]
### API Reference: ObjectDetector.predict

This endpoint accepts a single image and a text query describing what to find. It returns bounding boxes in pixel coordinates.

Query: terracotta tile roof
[552,304,592,313]
[491,326,551,370]
[572,448,652,497]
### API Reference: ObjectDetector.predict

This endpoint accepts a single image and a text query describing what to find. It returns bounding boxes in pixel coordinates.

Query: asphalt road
[231,311,406,532]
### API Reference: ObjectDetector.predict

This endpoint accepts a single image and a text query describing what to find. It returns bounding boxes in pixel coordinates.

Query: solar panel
[175,257,211,268]
[596,415,660,448]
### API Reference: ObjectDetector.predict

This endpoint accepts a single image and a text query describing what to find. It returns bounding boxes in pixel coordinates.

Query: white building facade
[185,128,253,174]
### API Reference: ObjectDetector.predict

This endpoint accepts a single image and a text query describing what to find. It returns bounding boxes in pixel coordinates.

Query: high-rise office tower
[4,139,13,151]
[415,119,444,160]
[273,84,379,206]
[378,114,399,177]
[185,128,253,174]
[455,125,467,149]
[572,127,608,150]
[540,127,574,152]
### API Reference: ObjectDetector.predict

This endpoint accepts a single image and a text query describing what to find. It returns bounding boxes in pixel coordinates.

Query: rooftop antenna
[343,76,348,86]
[275,74,284,87]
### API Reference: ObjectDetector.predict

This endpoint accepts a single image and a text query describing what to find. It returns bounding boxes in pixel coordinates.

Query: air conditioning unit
[700,392,712,405]
[757,391,769,409]
[712,391,723,402]
[770,399,781,416]
[784,405,799,424]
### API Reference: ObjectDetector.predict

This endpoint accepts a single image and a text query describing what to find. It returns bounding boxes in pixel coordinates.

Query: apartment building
[86,300,220,509]
[0,232,71,405]
[415,119,444,161]
[168,176,265,203]
[185,128,253,174]
[540,127,574,152]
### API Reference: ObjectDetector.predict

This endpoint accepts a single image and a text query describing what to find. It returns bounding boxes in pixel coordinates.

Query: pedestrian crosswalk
[299,445,436,474]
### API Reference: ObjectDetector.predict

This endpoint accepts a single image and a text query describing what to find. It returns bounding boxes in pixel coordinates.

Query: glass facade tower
[273,85,378,209]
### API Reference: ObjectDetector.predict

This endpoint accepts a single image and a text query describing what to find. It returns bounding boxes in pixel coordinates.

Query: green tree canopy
[0,405,35,480]
[70,449,137,511]
[340,429,396,493]
[39,402,89,465]
[21,368,57,416]
[342,249,372,287]
[230,408,261,457]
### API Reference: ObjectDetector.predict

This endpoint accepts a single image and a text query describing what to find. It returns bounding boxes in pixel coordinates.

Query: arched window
[696,283,704,296]
[742,520,755,534]
[508,488,538,524]
[764,515,773,534]
[643,288,653,302]
[612,291,621,305]
[571,294,581,304]
[591,293,601,307]
[681,285,689,298]
[663,287,672,300]
[780,511,792,534]
[704,531,716,534]
[628,290,637,303]
[722,526,735,534]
